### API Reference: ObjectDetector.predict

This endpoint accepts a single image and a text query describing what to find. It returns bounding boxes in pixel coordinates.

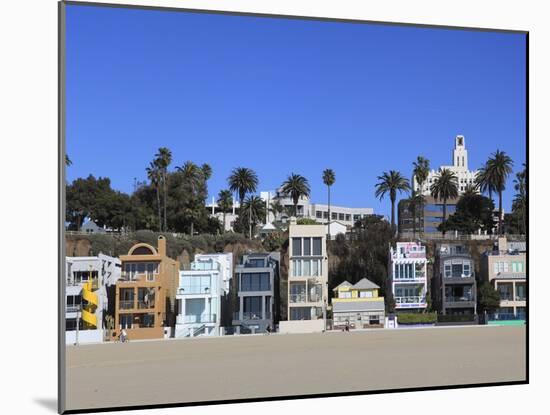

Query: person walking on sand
[345,319,350,333]
[120,329,128,343]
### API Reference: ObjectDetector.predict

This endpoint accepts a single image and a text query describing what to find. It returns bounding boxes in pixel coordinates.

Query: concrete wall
[279,319,324,334]
[66,329,104,345]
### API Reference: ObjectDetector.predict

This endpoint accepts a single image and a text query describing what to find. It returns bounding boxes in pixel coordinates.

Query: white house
[65,254,121,344]
[388,242,428,311]
[175,253,233,337]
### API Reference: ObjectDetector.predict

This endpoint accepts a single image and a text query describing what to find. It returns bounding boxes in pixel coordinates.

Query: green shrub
[397,312,437,325]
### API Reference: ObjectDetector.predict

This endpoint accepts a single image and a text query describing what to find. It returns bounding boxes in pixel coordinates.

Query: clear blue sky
[66,4,526,218]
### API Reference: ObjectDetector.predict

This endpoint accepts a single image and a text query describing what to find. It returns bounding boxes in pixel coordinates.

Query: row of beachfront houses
[65,221,526,344]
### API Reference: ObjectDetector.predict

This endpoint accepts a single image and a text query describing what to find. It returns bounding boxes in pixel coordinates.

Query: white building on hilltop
[414,135,479,196]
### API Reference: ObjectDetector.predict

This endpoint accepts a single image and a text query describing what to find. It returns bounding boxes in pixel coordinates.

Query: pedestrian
[120,329,128,343]
[266,325,272,335]
[345,319,350,333]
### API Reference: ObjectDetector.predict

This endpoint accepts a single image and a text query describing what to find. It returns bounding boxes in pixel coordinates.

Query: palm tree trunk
[156,187,161,232]
[498,190,503,235]
[249,205,252,239]
[190,221,194,236]
[327,185,331,240]
[163,172,167,232]
[412,202,417,238]
[391,197,396,235]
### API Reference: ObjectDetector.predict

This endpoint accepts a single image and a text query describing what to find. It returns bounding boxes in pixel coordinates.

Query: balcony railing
[119,300,135,310]
[289,294,307,303]
[178,314,217,324]
[66,305,80,313]
[395,296,425,304]
[444,273,475,279]
[445,296,475,303]
[137,300,155,309]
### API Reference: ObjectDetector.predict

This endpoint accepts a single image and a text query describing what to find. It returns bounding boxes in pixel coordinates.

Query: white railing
[400,231,526,241]
[395,296,425,304]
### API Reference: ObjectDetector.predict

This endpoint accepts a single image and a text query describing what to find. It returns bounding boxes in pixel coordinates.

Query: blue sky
[66,4,526,218]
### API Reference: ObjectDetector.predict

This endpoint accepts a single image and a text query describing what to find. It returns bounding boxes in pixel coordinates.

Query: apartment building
[388,242,428,311]
[65,254,121,344]
[481,237,526,320]
[175,253,233,337]
[112,236,179,340]
[332,278,385,329]
[232,252,280,333]
[433,243,477,315]
[280,220,328,333]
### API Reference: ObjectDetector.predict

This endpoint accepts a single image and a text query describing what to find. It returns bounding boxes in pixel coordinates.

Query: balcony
[395,296,426,305]
[137,300,155,309]
[233,311,272,321]
[290,294,307,303]
[119,300,135,310]
[66,305,80,313]
[177,314,217,324]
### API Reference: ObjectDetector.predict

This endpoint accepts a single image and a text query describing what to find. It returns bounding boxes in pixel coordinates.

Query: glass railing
[395,296,425,304]
[179,314,217,324]
[119,300,134,310]
[289,294,307,303]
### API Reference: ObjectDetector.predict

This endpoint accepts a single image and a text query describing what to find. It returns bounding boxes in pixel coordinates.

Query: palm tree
[475,162,496,203]
[281,173,311,217]
[412,156,430,233]
[217,189,233,232]
[146,161,162,232]
[177,161,201,235]
[322,169,336,238]
[374,170,410,233]
[201,163,213,182]
[486,150,514,234]
[513,163,527,235]
[228,167,259,210]
[228,167,259,238]
[155,147,172,232]
[430,168,459,236]
[240,195,266,239]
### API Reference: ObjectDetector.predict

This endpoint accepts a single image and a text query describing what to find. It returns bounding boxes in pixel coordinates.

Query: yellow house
[332,278,385,329]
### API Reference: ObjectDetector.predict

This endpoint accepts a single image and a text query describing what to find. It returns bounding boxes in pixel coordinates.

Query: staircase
[81,281,99,328]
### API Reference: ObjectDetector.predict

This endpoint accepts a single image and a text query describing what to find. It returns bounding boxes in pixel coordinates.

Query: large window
[444,260,472,278]
[292,259,321,277]
[290,307,312,320]
[303,238,311,256]
[241,272,270,291]
[243,296,262,314]
[312,238,322,255]
[181,275,211,294]
[515,283,526,301]
[292,238,302,256]
[339,291,352,299]
[498,283,514,301]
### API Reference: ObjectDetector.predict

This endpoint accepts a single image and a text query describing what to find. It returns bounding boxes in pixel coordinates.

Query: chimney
[498,237,507,253]
[158,235,167,257]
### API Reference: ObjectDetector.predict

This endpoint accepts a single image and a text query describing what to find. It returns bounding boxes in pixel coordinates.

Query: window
[331,212,337,220]
[353,214,361,222]
[312,238,322,255]
[303,260,311,276]
[247,258,265,268]
[292,260,302,277]
[338,213,345,221]
[182,275,211,294]
[290,307,312,320]
[515,283,526,301]
[311,259,319,276]
[359,291,373,298]
[323,211,328,219]
[241,273,270,291]
[345,214,351,222]
[316,211,323,219]
[339,291,352,299]
[292,238,302,256]
[303,238,311,256]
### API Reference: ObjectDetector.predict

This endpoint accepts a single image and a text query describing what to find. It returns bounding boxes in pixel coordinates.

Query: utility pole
[75,303,80,346]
